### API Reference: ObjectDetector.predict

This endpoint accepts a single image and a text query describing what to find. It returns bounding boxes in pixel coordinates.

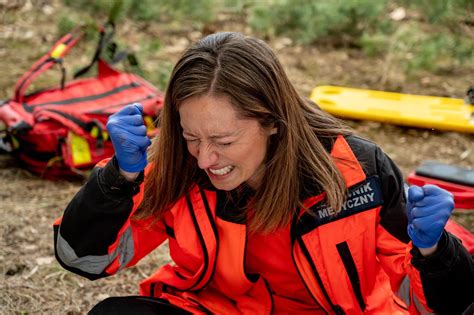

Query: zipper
[262,277,275,314]
[197,187,220,290]
[296,235,345,314]
[291,209,344,314]
[22,81,142,113]
[291,245,329,315]
[336,241,366,312]
[185,193,211,291]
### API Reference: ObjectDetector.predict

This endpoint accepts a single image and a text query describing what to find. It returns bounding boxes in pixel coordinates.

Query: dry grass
[0,155,171,313]
[1,1,473,314]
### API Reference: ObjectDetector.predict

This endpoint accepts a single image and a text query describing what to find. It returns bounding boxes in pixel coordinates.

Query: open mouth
[209,165,234,176]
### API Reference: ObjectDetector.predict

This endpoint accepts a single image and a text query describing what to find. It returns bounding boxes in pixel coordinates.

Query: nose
[197,143,218,169]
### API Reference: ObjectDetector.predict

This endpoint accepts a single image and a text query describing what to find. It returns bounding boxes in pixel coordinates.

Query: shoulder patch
[297,175,384,235]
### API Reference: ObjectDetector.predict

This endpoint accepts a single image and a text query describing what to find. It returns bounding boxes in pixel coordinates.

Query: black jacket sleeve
[411,232,474,314]
[374,143,474,314]
[54,157,144,278]
[346,135,473,314]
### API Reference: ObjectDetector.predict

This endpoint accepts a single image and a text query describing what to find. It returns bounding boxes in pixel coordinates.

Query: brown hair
[136,32,352,232]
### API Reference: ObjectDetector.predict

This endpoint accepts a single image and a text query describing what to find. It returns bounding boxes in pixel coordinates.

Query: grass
[1,1,473,313]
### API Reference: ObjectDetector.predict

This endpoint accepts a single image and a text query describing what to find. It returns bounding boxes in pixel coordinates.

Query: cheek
[253,139,270,164]
[187,143,199,158]
[241,142,268,169]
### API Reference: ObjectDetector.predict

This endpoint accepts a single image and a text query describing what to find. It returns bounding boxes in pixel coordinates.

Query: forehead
[178,95,244,132]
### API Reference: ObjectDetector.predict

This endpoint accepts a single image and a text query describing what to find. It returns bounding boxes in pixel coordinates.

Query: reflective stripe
[56,226,134,274]
[396,276,432,315]
[413,293,432,315]
[117,227,135,271]
[395,276,410,308]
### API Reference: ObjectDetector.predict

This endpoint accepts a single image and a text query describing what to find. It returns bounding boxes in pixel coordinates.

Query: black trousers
[87,294,474,315]
[88,296,192,315]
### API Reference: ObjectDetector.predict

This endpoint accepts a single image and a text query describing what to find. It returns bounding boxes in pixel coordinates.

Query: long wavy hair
[135,32,352,233]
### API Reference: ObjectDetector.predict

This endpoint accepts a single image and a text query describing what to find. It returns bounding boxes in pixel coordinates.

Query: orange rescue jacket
[54,135,473,314]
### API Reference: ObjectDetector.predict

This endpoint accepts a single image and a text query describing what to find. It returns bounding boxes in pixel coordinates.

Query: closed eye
[184,138,199,143]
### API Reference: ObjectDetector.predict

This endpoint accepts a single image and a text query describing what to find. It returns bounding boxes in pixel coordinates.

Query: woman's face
[179,94,276,191]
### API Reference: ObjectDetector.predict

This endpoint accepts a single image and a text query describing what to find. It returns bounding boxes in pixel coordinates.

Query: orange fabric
[139,195,213,294]
[76,136,433,314]
[246,226,324,314]
[213,217,254,295]
[294,135,369,312]
[364,269,408,314]
[292,137,417,313]
[404,245,433,314]
[184,186,218,291]
[306,213,373,314]
[375,219,410,292]
[292,241,333,313]
[95,157,111,168]
[53,217,62,225]
[331,135,366,187]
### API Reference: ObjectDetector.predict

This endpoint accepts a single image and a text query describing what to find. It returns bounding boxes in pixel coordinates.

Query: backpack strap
[466,86,474,105]
[13,30,81,103]
[74,22,116,79]
[74,22,143,79]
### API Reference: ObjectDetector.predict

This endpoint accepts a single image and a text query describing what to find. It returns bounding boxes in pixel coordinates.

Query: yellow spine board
[310,86,474,133]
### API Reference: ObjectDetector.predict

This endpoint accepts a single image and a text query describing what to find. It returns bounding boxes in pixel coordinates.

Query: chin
[211,181,240,191]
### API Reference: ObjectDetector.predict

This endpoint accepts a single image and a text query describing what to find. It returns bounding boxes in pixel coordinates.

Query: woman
[54,32,472,314]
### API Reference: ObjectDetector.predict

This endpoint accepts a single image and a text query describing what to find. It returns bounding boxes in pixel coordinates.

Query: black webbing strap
[73,22,116,79]
[466,86,474,105]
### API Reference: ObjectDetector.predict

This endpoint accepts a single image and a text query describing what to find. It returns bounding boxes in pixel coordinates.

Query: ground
[0,1,473,314]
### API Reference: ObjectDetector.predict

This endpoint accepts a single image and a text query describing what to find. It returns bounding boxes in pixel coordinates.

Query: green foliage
[359,32,389,57]
[63,0,114,18]
[145,39,163,53]
[62,0,216,24]
[108,0,126,23]
[404,32,474,74]
[58,0,474,78]
[128,0,216,23]
[220,0,253,12]
[124,0,162,21]
[396,0,474,26]
[249,0,389,44]
[57,14,76,34]
[247,0,473,76]
[137,38,172,90]
[57,14,99,41]
[141,60,174,91]
[361,23,474,74]
[357,0,474,75]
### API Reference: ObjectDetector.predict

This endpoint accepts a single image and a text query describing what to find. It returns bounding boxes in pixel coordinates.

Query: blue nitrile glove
[106,103,151,173]
[406,184,454,248]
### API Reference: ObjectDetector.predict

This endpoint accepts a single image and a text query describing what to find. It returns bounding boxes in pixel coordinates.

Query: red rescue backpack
[0,24,163,180]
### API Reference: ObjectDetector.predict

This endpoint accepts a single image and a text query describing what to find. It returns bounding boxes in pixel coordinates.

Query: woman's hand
[406,185,455,256]
[106,103,151,177]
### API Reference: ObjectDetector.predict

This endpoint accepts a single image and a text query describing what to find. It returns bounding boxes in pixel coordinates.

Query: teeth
[209,165,234,175]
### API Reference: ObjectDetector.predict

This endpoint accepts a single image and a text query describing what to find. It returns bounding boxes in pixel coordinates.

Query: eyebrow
[182,131,238,139]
